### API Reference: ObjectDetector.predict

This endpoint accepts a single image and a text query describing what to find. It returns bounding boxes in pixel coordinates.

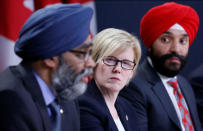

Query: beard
[149,48,188,77]
[51,62,93,101]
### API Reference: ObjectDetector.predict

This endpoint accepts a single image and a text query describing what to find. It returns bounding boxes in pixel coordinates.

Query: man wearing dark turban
[0,3,95,131]
[120,2,202,131]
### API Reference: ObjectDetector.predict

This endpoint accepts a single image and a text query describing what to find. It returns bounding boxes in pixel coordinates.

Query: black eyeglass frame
[102,56,136,70]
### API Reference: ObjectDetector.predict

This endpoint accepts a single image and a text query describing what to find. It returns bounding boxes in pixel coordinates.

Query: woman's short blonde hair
[92,28,142,73]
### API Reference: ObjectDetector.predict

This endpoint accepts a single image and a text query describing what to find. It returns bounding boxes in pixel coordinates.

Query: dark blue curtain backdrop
[95,0,203,78]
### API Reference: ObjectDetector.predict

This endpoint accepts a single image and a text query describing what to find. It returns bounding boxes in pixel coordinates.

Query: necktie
[167,79,194,131]
[49,100,61,131]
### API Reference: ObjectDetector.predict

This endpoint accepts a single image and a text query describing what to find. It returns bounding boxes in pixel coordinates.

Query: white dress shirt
[114,117,125,131]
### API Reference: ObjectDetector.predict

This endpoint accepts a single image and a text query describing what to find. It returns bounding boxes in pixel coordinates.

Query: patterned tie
[167,79,194,131]
[49,100,61,131]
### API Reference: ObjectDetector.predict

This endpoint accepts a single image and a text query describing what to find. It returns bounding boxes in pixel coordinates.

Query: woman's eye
[106,58,115,62]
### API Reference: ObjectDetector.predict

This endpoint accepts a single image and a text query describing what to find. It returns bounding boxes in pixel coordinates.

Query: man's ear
[43,56,59,69]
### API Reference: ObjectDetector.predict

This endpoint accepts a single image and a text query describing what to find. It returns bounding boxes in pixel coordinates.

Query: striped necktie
[167,79,194,131]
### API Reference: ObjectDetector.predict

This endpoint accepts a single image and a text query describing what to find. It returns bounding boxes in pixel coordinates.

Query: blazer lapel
[88,80,119,131]
[141,60,182,129]
[152,82,181,129]
[115,102,130,131]
[16,64,52,131]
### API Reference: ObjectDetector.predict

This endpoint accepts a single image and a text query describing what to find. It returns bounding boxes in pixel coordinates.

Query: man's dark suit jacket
[78,79,138,131]
[188,63,203,128]
[0,64,80,131]
[120,59,202,131]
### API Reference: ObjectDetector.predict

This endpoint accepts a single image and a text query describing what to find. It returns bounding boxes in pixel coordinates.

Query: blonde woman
[78,28,142,131]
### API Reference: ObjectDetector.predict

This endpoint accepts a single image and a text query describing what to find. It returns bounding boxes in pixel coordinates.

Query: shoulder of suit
[0,66,23,91]
[177,75,189,84]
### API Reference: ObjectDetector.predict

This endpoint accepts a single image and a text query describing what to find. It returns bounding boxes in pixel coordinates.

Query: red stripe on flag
[0,0,33,41]
[34,0,62,10]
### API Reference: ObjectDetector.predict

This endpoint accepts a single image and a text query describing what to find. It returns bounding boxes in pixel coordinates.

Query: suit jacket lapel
[88,80,120,131]
[140,60,182,129]
[115,101,131,131]
[16,64,52,131]
[152,82,181,129]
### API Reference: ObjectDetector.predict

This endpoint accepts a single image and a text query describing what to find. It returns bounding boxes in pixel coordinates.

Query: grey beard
[51,63,93,101]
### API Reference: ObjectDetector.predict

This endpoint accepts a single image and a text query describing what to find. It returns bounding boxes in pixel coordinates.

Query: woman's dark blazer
[78,79,138,131]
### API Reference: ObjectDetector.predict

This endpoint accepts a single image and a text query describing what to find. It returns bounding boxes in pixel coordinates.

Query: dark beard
[149,49,188,77]
[51,62,93,101]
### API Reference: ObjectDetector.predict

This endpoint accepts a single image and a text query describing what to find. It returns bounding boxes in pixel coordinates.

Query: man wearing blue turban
[0,3,95,131]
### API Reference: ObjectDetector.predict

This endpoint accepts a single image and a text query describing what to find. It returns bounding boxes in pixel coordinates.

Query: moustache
[74,68,93,84]
[161,53,185,62]
[59,68,93,101]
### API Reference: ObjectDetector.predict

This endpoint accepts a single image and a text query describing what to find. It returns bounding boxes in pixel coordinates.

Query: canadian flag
[0,0,34,72]
[0,0,97,72]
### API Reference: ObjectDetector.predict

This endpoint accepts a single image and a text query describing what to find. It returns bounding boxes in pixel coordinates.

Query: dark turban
[140,2,199,48]
[15,4,93,61]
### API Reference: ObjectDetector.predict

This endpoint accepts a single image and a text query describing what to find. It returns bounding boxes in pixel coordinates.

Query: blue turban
[15,4,93,61]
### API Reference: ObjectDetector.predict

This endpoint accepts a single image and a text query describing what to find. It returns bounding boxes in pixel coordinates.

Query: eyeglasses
[103,56,136,70]
[70,49,92,62]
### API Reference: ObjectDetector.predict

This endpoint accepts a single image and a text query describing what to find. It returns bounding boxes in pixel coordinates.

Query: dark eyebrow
[78,42,93,49]
[163,31,172,35]
[183,34,189,37]
[162,31,188,37]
